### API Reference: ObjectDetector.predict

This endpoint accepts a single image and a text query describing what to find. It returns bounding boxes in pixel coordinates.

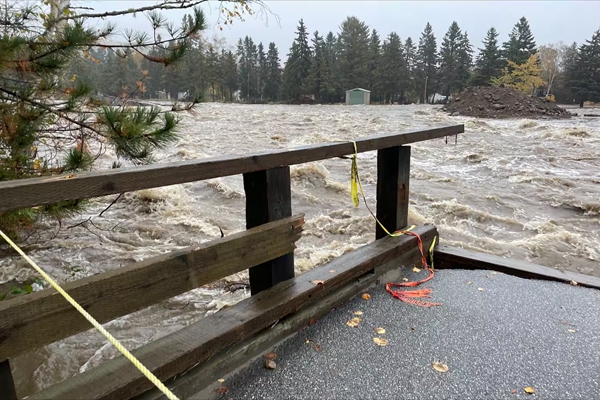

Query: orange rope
[385,229,442,307]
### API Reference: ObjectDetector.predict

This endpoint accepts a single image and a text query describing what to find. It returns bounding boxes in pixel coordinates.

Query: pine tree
[220,50,238,102]
[324,31,342,102]
[282,19,312,101]
[264,42,281,101]
[205,45,220,101]
[238,36,259,102]
[416,22,438,103]
[553,42,578,103]
[368,29,382,102]
[438,22,463,97]
[307,31,328,102]
[471,27,503,86]
[403,37,418,102]
[502,17,537,65]
[0,2,217,237]
[257,42,267,101]
[379,32,405,104]
[337,16,371,90]
[456,31,473,92]
[568,30,600,107]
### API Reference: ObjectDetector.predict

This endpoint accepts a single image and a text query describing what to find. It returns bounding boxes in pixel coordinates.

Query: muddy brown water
[2,104,599,396]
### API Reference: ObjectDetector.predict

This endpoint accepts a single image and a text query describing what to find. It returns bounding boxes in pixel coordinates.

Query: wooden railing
[0,124,463,400]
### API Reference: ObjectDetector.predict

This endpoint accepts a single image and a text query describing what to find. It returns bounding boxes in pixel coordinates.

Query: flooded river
[3,104,599,396]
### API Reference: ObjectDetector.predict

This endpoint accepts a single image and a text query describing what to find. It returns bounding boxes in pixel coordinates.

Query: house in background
[345,88,371,105]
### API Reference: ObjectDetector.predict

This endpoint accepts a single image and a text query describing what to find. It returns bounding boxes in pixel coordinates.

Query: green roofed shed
[345,88,371,105]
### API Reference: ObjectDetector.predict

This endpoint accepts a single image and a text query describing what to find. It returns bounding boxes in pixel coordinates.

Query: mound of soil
[444,86,573,119]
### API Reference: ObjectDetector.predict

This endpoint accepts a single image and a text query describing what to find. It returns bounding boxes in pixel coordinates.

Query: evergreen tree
[205,45,220,101]
[438,22,463,97]
[403,37,418,102]
[456,31,474,92]
[337,16,371,90]
[553,42,578,104]
[368,29,382,102]
[307,31,328,102]
[282,19,312,101]
[502,17,537,65]
[220,50,238,102]
[264,42,281,101]
[257,42,268,100]
[568,30,600,107]
[324,31,342,102]
[238,36,259,102]
[379,32,405,104]
[471,27,503,86]
[416,22,438,103]
[0,2,217,237]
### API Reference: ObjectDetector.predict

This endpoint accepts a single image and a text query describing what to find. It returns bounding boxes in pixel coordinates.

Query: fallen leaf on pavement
[265,359,277,370]
[314,344,323,352]
[311,280,325,285]
[411,326,416,330]
[354,311,363,316]
[466,281,473,285]
[373,337,389,346]
[432,362,449,373]
[214,387,228,395]
[264,352,277,360]
[308,318,316,326]
[218,379,225,383]
[524,387,535,394]
[362,293,371,300]
[346,317,361,328]
[375,327,386,334]
[568,329,576,333]
[403,278,409,282]
[511,389,517,394]
[412,266,421,273]
[477,288,485,291]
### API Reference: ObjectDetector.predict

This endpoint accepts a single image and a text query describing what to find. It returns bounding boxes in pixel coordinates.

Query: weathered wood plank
[137,237,436,400]
[0,359,17,400]
[31,225,438,400]
[0,125,464,213]
[0,215,304,361]
[244,167,294,295]
[376,146,411,239]
[435,245,600,289]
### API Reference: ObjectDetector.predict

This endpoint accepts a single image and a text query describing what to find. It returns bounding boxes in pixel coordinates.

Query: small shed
[345,88,371,105]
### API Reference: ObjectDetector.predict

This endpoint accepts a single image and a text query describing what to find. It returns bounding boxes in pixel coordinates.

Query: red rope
[385,230,442,307]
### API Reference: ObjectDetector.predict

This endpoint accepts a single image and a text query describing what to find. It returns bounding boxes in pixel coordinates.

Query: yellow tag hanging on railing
[350,148,360,208]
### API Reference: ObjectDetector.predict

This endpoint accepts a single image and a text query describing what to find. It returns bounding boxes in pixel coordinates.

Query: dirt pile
[444,86,573,119]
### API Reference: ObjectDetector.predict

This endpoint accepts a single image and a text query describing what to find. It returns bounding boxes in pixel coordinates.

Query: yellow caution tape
[350,141,415,237]
[0,230,179,400]
[429,236,438,270]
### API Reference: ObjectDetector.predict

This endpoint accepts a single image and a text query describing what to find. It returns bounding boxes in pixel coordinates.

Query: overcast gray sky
[90,1,600,58]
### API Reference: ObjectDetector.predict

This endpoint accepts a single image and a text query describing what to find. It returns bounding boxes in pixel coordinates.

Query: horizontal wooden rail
[435,245,600,289]
[0,125,463,213]
[0,215,304,361]
[31,224,438,400]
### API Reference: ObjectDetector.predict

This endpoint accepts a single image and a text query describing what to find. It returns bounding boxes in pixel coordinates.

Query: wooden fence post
[0,359,17,400]
[376,146,411,239]
[243,167,294,295]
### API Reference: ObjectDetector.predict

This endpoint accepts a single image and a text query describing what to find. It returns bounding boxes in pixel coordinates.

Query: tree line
[70,15,600,106]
